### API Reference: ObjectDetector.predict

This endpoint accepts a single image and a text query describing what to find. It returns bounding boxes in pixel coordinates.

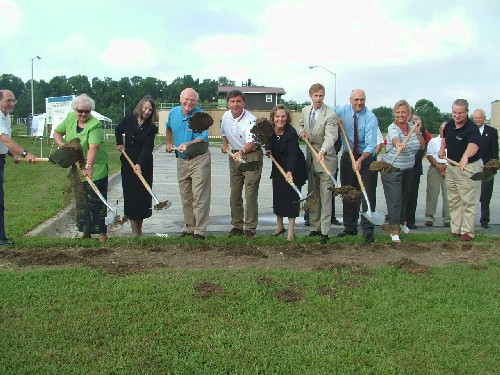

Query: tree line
[1,73,450,133]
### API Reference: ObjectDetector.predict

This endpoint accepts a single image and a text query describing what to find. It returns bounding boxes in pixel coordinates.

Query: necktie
[353,113,359,156]
[310,110,316,130]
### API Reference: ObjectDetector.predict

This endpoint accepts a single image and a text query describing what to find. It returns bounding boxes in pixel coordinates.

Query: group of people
[0,85,497,244]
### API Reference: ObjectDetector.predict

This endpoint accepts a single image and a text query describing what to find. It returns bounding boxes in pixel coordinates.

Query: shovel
[121,149,172,210]
[172,141,209,156]
[338,123,385,225]
[445,157,496,181]
[386,125,417,172]
[268,153,315,210]
[83,174,117,225]
[227,150,262,172]
[303,139,341,189]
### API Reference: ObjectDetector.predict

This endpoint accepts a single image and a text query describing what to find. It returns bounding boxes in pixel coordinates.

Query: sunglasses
[77,109,91,114]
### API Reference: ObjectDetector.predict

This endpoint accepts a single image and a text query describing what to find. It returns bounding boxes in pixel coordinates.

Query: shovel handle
[83,174,115,213]
[121,149,160,204]
[304,139,339,188]
[227,151,246,163]
[393,125,417,158]
[444,157,472,173]
[338,122,368,193]
[18,157,50,162]
[268,153,305,199]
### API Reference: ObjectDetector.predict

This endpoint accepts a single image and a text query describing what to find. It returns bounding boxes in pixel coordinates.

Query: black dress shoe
[364,233,375,243]
[336,231,357,238]
[320,235,329,244]
[193,234,206,240]
[179,231,193,237]
[331,218,342,225]
[408,224,417,230]
[481,222,489,229]
[273,228,286,236]
[309,231,322,236]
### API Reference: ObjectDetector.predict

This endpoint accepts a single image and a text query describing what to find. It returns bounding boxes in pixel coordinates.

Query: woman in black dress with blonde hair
[115,96,158,236]
[269,104,307,240]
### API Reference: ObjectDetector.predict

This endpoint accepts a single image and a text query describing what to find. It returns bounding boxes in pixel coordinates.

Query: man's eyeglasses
[76,109,91,114]
[3,99,17,104]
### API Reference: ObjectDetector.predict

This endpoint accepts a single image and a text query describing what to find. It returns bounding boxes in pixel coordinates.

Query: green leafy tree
[372,106,393,132]
[414,99,442,133]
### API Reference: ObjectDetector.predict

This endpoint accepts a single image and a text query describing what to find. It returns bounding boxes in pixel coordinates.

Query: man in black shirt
[438,99,482,241]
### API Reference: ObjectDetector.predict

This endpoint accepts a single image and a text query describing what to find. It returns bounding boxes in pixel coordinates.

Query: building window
[266,94,272,103]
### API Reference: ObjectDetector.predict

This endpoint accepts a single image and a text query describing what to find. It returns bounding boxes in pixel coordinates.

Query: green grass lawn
[1,262,498,374]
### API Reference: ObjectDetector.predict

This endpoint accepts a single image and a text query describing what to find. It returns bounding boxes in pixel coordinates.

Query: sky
[1,0,499,118]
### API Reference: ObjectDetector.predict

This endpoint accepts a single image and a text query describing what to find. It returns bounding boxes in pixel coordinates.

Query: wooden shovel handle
[338,122,367,192]
[445,157,472,173]
[19,157,49,162]
[121,149,159,204]
[83,174,114,212]
[393,125,417,158]
[227,151,245,163]
[304,138,331,174]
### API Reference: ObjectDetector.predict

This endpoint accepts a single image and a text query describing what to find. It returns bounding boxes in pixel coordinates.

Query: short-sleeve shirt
[55,111,108,181]
[166,106,209,159]
[381,122,421,170]
[220,109,256,150]
[0,111,12,155]
[443,118,481,163]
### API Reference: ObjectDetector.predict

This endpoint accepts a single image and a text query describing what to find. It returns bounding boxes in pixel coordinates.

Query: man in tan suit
[297,83,338,244]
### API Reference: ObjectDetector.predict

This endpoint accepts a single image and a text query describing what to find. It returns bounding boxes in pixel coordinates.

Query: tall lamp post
[309,65,336,107]
[31,56,41,119]
[122,94,125,117]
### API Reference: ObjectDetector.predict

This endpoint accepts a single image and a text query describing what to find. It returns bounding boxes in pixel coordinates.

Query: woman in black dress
[115,96,158,236]
[269,104,307,240]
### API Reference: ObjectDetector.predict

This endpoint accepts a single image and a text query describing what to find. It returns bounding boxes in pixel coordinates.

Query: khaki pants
[425,165,450,225]
[228,150,263,233]
[307,163,334,235]
[177,152,211,236]
[446,160,482,236]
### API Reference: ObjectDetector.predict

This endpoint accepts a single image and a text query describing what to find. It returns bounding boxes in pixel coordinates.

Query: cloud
[0,0,25,43]
[102,38,159,70]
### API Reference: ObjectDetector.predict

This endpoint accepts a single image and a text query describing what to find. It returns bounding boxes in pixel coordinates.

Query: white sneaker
[400,225,410,234]
[391,234,401,242]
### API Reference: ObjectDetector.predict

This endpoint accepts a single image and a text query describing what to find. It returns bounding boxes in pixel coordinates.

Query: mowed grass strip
[1,262,498,374]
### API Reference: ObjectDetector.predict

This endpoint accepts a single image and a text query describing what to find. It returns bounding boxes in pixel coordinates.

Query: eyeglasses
[76,109,91,114]
[3,99,17,104]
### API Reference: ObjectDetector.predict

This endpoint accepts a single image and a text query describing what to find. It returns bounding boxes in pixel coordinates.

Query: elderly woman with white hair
[54,94,109,242]
[381,99,425,242]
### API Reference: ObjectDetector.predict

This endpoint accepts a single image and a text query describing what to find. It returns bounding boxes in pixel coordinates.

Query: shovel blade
[361,210,386,226]
[104,206,117,225]
[470,170,496,181]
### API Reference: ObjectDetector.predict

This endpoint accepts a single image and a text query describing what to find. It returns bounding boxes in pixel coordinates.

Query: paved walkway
[30,144,499,239]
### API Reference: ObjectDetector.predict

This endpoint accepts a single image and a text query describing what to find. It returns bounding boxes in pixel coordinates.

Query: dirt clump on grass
[0,240,498,275]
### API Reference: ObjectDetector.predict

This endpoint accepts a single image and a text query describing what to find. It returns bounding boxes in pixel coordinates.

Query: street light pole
[122,94,125,117]
[309,65,336,107]
[31,56,41,118]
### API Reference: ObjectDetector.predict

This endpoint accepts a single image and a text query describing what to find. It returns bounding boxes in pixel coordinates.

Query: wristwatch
[21,149,28,157]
